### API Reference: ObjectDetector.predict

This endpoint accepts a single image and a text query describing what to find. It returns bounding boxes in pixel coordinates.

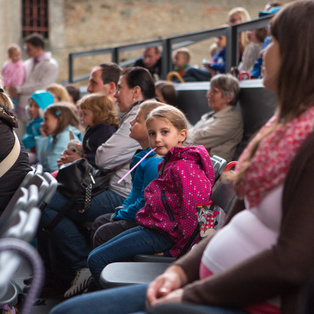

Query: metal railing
[67,15,272,84]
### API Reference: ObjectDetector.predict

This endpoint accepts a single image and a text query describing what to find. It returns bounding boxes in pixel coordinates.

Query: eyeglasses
[228,17,241,24]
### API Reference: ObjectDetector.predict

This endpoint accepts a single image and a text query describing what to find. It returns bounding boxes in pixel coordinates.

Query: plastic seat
[0,188,29,239]
[18,170,57,211]
[40,172,58,210]
[18,168,36,189]
[1,185,39,240]
[18,164,44,189]
[25,174,49,205]
[0,238,44,313]
[210,155,227,182]
[0,184,43,313]
[101,262,170,289]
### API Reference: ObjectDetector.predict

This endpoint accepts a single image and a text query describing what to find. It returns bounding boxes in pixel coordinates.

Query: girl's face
[262,38,281,92]
[206,86,230,112]
[42,111,59,135]
[29,100,40,119]
[80,108,94,127]
[129,110,149,147]
[147,117,187,157]
[10,49,21,63]
[114,75,136,113]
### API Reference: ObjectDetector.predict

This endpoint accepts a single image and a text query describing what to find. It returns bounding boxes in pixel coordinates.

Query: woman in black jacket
[0,87,31,213]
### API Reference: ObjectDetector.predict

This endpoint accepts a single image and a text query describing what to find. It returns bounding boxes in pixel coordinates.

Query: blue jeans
[88,226,174,282]
[147,303,248,314]
[50,283,247,314]
[50,283,148,314]
[39,189,125,272]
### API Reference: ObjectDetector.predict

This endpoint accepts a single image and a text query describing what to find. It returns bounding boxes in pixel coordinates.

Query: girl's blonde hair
[46,83,71,102]
[139,100,165,120]
[45,102,80,137]
[78,93,119,127]
[146,105,188,141]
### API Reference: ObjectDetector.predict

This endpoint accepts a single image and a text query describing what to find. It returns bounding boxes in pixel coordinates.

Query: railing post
[68,53,73,83]
[112,48,119,64]
[161,38,172,80]
[225,25,238,73]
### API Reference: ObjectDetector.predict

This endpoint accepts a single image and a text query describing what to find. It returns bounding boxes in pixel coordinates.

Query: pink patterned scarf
[234,106,314,208]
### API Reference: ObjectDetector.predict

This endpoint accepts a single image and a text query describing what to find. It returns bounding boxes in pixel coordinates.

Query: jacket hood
[166,145,215,185]
[30,90,54,110]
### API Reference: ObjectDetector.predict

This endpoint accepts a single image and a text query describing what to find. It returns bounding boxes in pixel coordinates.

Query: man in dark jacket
[134,47,162,79]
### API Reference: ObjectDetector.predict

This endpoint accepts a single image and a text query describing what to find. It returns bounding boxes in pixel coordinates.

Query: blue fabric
[50,284,247,314]
[113,148,162,221]
[39,189,125,271]
[182,67,212,82]
[50,283,149,314]
[30,89,54,110]
[22,117,43,149]
[259,7,282,17]
[209,48,226,73]
[147,303,248,314]
[250,36,271,78]
[11,97,19,111]
[35,125,82,172]
[88,226,173,282]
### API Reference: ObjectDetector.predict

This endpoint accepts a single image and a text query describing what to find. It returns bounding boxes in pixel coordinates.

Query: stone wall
[0,0,292,85]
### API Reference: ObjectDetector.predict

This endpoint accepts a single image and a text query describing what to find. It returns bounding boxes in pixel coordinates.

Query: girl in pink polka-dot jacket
[88,105,215,283]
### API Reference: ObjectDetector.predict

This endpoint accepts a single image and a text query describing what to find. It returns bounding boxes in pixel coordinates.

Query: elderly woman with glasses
[187,74,243,162]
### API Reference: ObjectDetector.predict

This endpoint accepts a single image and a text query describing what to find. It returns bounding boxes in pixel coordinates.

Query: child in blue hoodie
[22,90,54,162]
[90,100,164,248]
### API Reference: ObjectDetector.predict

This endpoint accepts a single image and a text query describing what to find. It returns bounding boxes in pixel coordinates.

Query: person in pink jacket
[87,104,215,285]
[1,44,25,110]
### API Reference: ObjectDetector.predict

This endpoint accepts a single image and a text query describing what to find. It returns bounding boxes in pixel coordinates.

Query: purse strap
[0,130,21,178]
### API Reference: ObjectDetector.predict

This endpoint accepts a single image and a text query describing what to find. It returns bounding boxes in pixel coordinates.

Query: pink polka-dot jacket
[136,145,215,257]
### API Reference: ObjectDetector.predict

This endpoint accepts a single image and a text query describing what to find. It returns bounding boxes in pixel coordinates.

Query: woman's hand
[150,288,184,307]
[146,265,187,308]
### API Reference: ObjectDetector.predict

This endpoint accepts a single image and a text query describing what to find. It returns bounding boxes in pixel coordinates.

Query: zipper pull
[89,172,95,184]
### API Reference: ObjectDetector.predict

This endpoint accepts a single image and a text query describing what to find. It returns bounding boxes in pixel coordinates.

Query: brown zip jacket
[175,131,314,314]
